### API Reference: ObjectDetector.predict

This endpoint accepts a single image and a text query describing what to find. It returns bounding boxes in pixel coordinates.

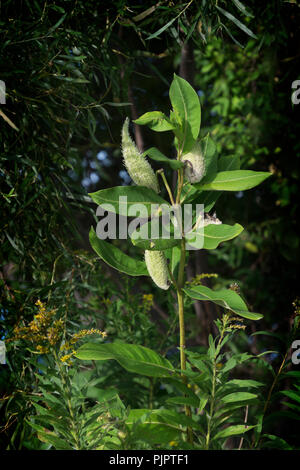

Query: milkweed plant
[75,75,272,449]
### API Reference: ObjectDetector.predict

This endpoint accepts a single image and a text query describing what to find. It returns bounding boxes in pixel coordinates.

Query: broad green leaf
[218,155,240,172]
[169,74,201,154]
[89,227,148,277]
[89,186,169,216]
[221,392,258,403]
[75,341,176,378]
[126,411,181,445]
[195,170,271,191]
[183,284,263,320]
[126,408,200,445]
[198,133,218,184]
[224,379,264,389]
[213,424,255,441]
[186,223,244,250]
[142,147,184,170]
[134,111,174,132]
[216,5,257,39]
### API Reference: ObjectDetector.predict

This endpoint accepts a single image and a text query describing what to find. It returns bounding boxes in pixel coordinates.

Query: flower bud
[182,142,205,183]
[145,250,170,290]
[121,118,159,193]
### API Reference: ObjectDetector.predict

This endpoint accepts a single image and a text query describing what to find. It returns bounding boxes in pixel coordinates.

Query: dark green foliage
[1,0,299,451]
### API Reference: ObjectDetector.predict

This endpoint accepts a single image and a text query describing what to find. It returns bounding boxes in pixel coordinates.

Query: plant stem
[205,318,227,450]
[205,359,216,450]
[157,169,175,205]
[176,237,193,443]
[263,350,288,416]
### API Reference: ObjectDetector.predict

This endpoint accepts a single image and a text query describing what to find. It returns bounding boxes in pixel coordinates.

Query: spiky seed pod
[121,118,160,193]
[182,142,206,183]
[145,250,170,290]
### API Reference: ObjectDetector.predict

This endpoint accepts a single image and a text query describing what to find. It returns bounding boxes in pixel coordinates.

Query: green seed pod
[121,118,159,193]
[182,142,206,183]
[145,250,170,290]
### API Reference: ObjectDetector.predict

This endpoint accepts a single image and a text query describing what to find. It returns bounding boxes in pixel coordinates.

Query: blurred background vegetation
[0,0,299,449]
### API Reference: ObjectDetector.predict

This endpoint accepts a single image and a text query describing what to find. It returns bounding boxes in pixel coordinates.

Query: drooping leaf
[183,284,263,320]
[89,186,169,216]
[195,170,271,191]
[213,424,255,441]
[146,16,179,40]
[216,5,257,39]
[221,392,258,403]
[222,379,264,389]
[89,227,148,277]
[134,111,174,132]
[28,421,73,450]
[142,147,184,170]
[186,223,244,250]
[75,341,176,378]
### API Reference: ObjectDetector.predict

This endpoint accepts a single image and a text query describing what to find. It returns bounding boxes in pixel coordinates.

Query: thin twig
[238,405,249,450]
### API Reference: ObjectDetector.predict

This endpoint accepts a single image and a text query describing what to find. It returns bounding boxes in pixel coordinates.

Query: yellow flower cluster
[9,300,64,354]
[185,273,218,287]
[60,328,107,364]
[142,294,154,312]
[169,440,178,447]
[292,298,300,317]
[225,314,246,331]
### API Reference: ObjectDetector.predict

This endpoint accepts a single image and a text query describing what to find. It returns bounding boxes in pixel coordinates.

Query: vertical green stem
[177,239,187,374]
[205,360,216,450]
[176,237,193,443]
[205,319,227,450]
[53,350,80,450]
